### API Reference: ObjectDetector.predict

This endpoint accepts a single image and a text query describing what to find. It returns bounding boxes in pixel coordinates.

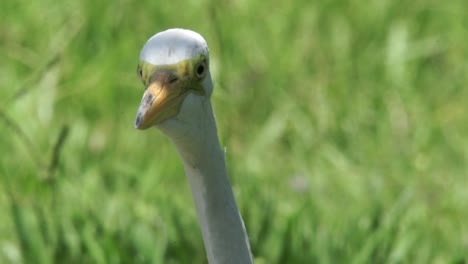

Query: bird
[134,29,253,264]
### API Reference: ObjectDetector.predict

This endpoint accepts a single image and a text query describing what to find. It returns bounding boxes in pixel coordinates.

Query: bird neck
[158,99,253,264]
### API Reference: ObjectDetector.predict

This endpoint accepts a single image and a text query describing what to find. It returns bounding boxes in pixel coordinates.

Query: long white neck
[158,97,253,264]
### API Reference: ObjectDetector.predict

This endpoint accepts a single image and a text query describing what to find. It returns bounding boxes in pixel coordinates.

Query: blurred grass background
[1,0,467,263]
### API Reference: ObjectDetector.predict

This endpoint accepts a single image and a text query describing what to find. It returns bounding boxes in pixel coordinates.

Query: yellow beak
[135,71,188,129]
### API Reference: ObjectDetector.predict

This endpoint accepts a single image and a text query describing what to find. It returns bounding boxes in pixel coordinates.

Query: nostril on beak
[144,93,154,107]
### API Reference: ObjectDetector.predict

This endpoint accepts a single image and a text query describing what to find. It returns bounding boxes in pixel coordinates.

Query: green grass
[1,0,467,263]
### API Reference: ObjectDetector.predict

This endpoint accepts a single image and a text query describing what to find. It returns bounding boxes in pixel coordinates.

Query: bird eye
[196,63,206,78]
[137,66,143,81]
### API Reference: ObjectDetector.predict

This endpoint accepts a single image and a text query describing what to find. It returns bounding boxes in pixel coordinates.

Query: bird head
[135,29,213,130]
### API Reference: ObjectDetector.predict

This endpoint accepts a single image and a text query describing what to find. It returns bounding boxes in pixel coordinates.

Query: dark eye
[196,63,206,78]
[197,65,205,75]
[137,66,143,80]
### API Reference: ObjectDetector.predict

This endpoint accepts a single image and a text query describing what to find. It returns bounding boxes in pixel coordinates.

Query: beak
[135,71,188,129]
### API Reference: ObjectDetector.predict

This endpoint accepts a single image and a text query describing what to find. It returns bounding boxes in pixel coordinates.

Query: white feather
[140,28,209,65]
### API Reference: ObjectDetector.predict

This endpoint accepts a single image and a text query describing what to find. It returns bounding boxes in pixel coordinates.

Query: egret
[134,29,253,264]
